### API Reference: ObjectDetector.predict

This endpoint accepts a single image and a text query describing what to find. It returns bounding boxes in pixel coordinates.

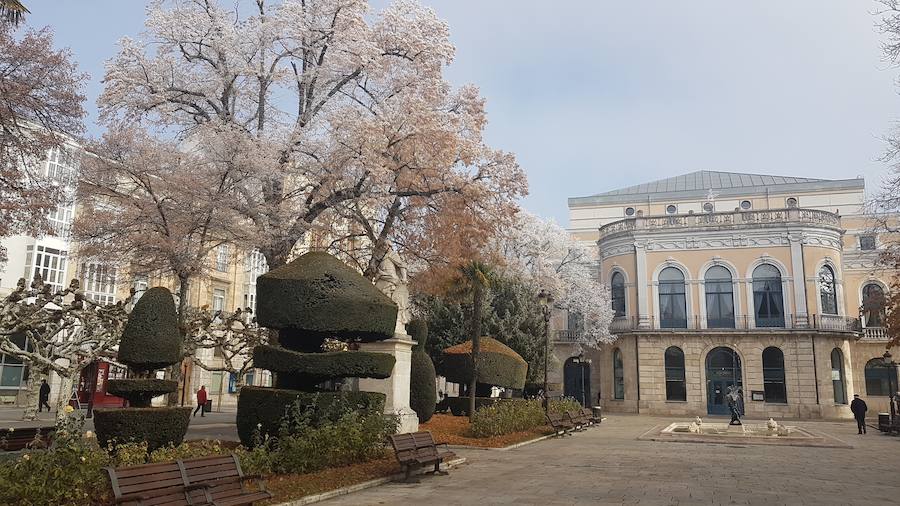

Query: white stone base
[357,333,419,434]
[394,406,420,434]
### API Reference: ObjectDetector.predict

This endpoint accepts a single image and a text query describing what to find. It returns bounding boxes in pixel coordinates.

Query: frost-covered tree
[182,307,268,391]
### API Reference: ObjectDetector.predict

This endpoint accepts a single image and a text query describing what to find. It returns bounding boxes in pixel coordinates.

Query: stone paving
[321,414,900,506]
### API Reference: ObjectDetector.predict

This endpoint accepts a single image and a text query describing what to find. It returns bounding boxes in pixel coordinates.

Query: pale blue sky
[24,1,900,224]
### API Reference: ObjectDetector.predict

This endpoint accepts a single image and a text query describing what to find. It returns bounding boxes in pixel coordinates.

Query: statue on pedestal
[726,385,743,425]
[375,248,410,335]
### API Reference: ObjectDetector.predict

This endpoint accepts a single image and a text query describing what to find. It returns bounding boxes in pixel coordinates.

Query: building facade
[555,170,899,419]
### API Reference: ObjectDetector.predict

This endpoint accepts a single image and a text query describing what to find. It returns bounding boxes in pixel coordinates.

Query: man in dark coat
[850,394,867,434]
[38,379,51,412]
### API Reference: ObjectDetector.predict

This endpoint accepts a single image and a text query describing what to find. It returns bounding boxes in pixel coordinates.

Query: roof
[569,170,865,207]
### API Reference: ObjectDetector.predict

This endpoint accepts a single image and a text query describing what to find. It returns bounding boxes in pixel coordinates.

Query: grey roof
[569,170,864,207]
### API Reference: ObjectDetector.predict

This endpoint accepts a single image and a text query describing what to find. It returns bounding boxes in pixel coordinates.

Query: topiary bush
[252,344,395,389]
[446,396,499,416]
[106,379,177,408]
[438,336,528,390]
[408,319,437,423]
[117,286,181,372]
[93,407,192,451]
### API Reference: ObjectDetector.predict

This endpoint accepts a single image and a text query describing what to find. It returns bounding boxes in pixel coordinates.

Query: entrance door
[563,358,592,406]
[706,347,742,415]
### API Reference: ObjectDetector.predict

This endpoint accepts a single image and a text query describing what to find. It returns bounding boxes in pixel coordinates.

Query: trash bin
[591,405,603,422]
[878,413,890,432]
[204,399,213,413]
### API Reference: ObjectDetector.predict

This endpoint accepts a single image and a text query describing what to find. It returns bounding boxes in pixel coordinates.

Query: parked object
[389,431,456,483]
[546,413,576,436]
[0,426,55,452]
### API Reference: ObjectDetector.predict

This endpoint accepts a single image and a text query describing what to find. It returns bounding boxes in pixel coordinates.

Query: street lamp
[537,288,554,415]
[884,350,899,423]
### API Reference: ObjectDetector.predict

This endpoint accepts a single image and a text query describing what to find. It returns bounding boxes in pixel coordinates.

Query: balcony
[858,327,890,342]
[604,314,860,334]
[598,208,841,239]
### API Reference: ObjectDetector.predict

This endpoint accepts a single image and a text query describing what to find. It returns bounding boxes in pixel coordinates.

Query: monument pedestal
[358,334,419,434]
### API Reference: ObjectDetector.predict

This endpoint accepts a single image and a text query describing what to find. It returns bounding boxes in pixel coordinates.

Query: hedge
[438,337,528,390]
[444,396,499,417]
[93,407,191,451]
[235,386,386,447]
[255,252,397,341]
[407,318,436,423]
[106,379,177,407]
[253,345,395,390]
[117,286,182,371]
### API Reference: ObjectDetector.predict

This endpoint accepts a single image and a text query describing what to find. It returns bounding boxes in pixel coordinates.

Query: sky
[23,0,900,225]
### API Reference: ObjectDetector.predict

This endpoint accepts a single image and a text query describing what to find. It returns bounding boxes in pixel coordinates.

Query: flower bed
[420,413,552,448]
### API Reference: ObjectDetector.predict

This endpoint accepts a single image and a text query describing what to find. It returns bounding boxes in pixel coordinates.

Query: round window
[740,200,752,210]
[703,202,714,213]
[666,205,677,214]
[625,207,636,216]
[786,197,798,208]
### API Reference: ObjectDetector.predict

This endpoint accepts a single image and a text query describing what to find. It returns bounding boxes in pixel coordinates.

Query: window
[703,202,714,213]
[658,267,687,328]
[666,204,677,215]
[611,272,626,317]
[786,197,798,208]
[762,347,787,403]
[740,200,752,210]
[665,346,686,401]
[82,263,117,305]
[45,146,79,187]
[47,203,74,238]
[567,311,584,336]
[859,235,876,251]
[862,283,886,327]
[817,265,838,315]
[0,333,29,388]
[243,250,268,313]
[705,266,734,328]
[212,288,226,312]
[25,245,69,291]
[831,348,846,405]
[865,358,893,396]
[625,207,636,216]
[752,264,784,327]
[613,348,624,400]
[216,245,229,272]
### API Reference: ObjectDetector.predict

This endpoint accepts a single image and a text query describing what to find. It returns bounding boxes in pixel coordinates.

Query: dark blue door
[706,347,742,415]
[564,358,592,406]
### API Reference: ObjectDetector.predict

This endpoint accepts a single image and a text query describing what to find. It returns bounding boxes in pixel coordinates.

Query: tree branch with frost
[182,306,268,387]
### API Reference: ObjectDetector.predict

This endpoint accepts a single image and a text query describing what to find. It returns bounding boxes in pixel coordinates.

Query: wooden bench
[546,413,575,436]
[389,431,457,482]
[0,426,55,451]
[582,407,601,425]
[566,410,590,430]
[105,453,270,505]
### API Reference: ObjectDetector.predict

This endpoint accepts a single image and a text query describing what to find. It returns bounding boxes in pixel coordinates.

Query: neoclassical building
[554,170,898,419]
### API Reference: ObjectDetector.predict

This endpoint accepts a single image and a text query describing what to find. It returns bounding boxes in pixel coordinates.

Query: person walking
[38,379,51,412]
[193,385,208,417]
[850,393,868,434]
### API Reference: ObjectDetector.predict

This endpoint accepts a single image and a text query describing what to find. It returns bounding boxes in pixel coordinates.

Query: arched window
[658,267,687,328]
[613,348,624,400]
[705,266,734,328]
[831,348,846,404]
[862,283,886,327]
[753,264,784,327]
[819,265,838,315]
[762,347,787,403]
[865,358,893,396]
[611,272,626,318]
[664,346,686,401]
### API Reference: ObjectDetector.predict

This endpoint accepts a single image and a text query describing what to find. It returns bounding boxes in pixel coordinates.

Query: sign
[750,390,765,401]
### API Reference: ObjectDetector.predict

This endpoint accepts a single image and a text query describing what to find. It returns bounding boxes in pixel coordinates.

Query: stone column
[358,334,419,434]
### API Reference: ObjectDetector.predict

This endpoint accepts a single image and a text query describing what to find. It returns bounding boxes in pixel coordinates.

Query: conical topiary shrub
[94,287,191,450]
[237,252,397,446]
[408,319,436,423]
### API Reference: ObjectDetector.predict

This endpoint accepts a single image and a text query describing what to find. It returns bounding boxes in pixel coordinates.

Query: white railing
[599,208,841,238]
[860,327,889,341]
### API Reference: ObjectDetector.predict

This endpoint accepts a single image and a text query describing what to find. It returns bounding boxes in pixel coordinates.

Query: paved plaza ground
[321,414,900,506]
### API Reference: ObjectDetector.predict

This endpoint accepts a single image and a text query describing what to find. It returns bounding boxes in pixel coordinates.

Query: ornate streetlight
[884,350,898,424]
[537,288,554,415]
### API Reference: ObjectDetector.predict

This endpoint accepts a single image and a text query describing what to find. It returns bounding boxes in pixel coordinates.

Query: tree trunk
[20,370,48,421]
[168,274,191,406]
[54,375,74,421]
[468,282,483,422]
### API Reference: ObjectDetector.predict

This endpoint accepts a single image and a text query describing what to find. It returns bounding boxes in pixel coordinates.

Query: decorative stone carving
[375,248,411,335]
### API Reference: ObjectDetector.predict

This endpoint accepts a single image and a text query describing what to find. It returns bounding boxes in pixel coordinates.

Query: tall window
[243,250,268,313]
[611,272,626,317]
[818,265,838,315]
[831,348,846,405]
[613,348,624,400]
[658,267,687,328]
[216,245,230,272]
[752,264,784,327]
[212,288,226,313]
[762,347,787,403]
[0,334,29,389]
[44,147,78,238]
[861,283,886,327]
[81,263,118,305]
[664,346,686,401]
[705,266,734,328]
[25,245,69,290]
[865,358,893,396]
[859,235,876,251]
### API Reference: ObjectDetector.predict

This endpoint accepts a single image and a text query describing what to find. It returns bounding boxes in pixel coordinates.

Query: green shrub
[235,386,386,447]
[445,396,499,416]
[438,337,528,390]
[408,318,437,423]
[549,397,583,415]
[255,252,398,342]
[470,399,544,437]
[93,406,192,451]
[253,344,395,389]
[118,286,182,372]
[107,378,177,407]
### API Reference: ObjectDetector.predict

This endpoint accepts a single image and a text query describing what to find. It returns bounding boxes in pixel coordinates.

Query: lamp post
[884,350,898,423]
[537,289,554,415]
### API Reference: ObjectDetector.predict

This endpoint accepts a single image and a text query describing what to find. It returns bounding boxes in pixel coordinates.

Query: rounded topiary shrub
[407,319,436,423]
[252,344,395,390]
[93,407,191,451]
[118,286,182,372]
[107,379,177,408]
[236,386,386,447]
[438,337,528,391]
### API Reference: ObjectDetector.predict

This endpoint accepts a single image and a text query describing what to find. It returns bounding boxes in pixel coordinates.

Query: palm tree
[459,260,493,422]
[1,0,28,26]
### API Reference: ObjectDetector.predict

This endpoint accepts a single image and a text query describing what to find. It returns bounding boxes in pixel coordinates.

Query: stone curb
[272,457,467,506]
[446,419,607,452]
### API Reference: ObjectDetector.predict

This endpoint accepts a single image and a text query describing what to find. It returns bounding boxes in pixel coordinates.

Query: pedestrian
[193,385,208,417]
[38,379,51,412]
[850,393,867,434]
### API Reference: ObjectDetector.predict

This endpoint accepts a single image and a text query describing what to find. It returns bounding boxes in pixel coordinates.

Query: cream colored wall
[601,252,638,319]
